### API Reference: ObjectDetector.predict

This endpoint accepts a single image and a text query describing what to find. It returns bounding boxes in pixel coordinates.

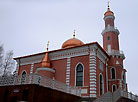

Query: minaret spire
[108,0,110,8]
[46,41,50,52]
[73,29,76,38]
[41,41,51,68]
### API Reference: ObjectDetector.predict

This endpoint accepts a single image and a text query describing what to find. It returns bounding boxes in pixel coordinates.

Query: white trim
[90,66,96,69]
[90,79,96,81]
[112,84,117,92]
[36,67,55,73]
[16,62,19,75]
[119,80,122,89]
[89,63,96,66]
[90,91,96,93]
[89,51,97,97]
[66,57,71,85]
[75,62,84,87]
[30,63,34,74]
[90,73,96,75]
[99,73,104,96]
[106,62,109,92]
[90,88,96,90]
[90,70,96,72]
[90,84,96,87]
[90,81,96,84]
[90,94,97,97]
[90,76,96,78]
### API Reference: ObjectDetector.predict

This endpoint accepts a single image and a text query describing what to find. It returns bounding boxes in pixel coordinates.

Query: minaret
[37,41,55,79]
[102,1,127,92]
[102,1,120,53]
[41,41,51,68]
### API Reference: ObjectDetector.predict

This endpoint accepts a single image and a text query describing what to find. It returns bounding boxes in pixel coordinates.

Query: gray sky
[0,0,138,94]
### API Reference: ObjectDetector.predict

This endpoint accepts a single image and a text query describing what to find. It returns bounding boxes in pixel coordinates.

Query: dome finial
[73,29,76,38]
[47,41,50,51]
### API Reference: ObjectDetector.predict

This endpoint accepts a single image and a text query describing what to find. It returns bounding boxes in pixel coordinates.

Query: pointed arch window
[99,74,104,96]
[76,64,83,86]
[122,71,126,83]
[21,71,27,84]
[112,85,117,92]
[111,68,116,79]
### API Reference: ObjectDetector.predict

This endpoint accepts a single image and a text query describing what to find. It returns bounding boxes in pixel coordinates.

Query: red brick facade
[14,6,127,98]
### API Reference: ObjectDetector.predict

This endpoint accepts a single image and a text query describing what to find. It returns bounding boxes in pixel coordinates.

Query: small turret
[41,41,51,68]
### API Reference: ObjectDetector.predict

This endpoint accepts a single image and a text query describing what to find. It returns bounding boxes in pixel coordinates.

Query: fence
[0,74,81,96]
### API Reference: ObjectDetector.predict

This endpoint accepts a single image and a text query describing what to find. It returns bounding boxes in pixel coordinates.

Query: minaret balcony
[107,49,125,59]
[101,26,120,35]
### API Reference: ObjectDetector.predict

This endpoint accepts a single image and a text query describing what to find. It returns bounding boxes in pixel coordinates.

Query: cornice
[15,43,109,66]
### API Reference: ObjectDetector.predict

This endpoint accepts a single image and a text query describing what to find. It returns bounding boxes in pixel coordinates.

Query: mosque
[0,1,138,102]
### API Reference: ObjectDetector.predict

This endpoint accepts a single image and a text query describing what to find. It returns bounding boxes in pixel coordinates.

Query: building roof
[14,42,109,60]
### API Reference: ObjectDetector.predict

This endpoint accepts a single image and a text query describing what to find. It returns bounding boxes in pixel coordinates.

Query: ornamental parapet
[101,26,120,35]
[107,50,125,59]
[0,74,81,97]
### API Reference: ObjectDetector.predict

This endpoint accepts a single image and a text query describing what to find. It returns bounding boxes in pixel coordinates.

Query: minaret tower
[102,1,127,92]
[102,1,120,52]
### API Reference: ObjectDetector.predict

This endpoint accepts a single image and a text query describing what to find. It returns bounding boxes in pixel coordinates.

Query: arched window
[122,72,125,81]
[111,68,116,79]
[112,85,116,92]
[21,71,27,84]
[108,36,110,40]
[99,74,104,96]
[76,64,83,86]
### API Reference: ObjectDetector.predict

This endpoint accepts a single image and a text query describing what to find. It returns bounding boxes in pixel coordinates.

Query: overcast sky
[0,0,138,94]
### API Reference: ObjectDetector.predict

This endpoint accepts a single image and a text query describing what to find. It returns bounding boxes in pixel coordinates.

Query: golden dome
[104,8,114,16]
[104,0,114,17]
[62,38,84,48]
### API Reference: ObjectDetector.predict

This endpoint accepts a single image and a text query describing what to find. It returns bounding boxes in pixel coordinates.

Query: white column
[30,63,34,74]
[15,62,19,76]
[66,57,71,85]
[106,62,109,92]
[119,79,122,89]
[89,50,97,97]
[29,63,34,84]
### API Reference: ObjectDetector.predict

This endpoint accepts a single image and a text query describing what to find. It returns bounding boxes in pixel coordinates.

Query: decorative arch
[21,70,27,84]
[112,84,117,92]
[111,68,116,79]
[75,63,84,87]
[99,73,104,96]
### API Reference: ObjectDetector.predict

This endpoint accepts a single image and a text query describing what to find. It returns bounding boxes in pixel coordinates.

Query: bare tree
[0,44,4,75]
[0,43,15,76]
[3,50,15,76]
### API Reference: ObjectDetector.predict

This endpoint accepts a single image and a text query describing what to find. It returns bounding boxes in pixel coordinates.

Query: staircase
[94,89,138,102]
